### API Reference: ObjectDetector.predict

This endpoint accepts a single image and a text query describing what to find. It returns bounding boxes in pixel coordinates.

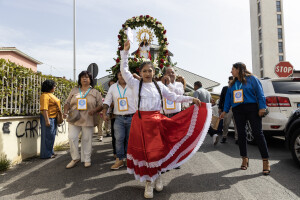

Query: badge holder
[233,89,244,103]
[77,98,88,110]
[118,97,129,111]
[164,98,176,110]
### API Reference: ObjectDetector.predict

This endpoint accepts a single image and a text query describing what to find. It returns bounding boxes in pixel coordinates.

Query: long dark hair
[78,71,94,87]
[138,62,164,118]
[230,62,252,87]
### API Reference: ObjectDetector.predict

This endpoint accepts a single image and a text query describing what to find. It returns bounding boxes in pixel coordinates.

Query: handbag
[48,94,64,125]
[250,76,269,118]
[67,109,81,123]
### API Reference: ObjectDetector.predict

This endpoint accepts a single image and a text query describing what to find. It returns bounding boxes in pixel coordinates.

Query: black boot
[220,137,227,143]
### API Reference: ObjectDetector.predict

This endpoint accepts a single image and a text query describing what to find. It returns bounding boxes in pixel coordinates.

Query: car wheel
[245,121,256,144]
[290,128,300,167]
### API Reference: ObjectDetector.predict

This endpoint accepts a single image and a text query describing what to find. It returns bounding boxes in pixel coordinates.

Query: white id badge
[233,89,244,103]
[164,98,176,110]
[118,98,129,111]
[77,98,87,110]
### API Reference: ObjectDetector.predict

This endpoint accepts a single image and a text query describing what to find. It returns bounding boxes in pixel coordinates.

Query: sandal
[241,157,249,170]
[262,159,270,175]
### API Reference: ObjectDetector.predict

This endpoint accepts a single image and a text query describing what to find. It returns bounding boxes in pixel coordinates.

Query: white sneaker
[144,182,154,198]
[155,176,163,192]
[213,134,219,146]
[98,136,103,142]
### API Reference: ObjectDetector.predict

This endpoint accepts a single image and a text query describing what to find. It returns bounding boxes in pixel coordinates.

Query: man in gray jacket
[193,81,219,145]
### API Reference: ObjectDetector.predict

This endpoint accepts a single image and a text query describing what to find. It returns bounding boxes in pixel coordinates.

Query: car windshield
[272,81,300,94]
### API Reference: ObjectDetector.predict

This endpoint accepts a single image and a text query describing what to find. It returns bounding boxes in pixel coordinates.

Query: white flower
[161,40,164,43]
[142,18,145,21]
[136,18,140,22]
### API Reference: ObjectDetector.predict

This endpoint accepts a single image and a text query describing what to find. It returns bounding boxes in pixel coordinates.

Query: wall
[0,51,37,72]
[0,116,68,164]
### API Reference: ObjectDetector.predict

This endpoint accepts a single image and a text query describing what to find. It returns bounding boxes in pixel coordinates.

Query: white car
[246,77,300,143]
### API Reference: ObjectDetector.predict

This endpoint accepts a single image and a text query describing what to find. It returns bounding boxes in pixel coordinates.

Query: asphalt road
[0,132,299,200]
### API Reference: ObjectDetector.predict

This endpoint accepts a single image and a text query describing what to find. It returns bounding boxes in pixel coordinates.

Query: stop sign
[275,62,294,77]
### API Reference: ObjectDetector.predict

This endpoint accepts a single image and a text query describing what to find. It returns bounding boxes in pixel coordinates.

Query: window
[259,43,263,55]
[258,2,261,14]
[277,14,282,25]
[259,29,262,41]
[260,56,263,69]
[276,1,281,12]
[258,16,262,27]
[278,42,283,53]
[278,28,282,39]
[272,81,300,94]
[260,69,264,78]
[279,55,284,61]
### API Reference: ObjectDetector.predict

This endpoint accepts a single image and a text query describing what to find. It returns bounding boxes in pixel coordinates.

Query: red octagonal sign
[275,61,294,77]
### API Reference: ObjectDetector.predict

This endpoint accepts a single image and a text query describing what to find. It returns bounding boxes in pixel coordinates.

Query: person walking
[102,70,136,170]
[121,40,211,198]
[40,80,60,159]
[193,81,219,145]
[63,71,103,168]
[218,76,238,144]
[220,62,270,175]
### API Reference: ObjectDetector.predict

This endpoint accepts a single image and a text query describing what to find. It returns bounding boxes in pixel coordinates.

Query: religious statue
[136,28,153,60]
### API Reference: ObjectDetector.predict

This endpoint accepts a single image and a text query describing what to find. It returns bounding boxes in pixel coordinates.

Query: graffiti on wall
[2,122,12,134]
[16,120,39,138]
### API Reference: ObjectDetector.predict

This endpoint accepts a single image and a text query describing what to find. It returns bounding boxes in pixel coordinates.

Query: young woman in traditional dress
[121,40,212,198]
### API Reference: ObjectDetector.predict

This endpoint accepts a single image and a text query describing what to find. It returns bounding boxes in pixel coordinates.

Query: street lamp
[73,0,76,82]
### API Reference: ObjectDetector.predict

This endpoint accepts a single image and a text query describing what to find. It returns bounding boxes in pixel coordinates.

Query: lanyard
[117,84,127,98]
[235,82,243,91]
[79,87,91,98]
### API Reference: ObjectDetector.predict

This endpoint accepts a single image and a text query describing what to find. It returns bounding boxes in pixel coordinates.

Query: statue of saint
[136,37,151,60]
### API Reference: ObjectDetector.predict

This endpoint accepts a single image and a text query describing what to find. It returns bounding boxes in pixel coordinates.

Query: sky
[1,0,300,93]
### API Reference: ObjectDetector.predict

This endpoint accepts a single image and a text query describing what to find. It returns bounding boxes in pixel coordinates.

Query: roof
[0,47,43,64]
[173,66,220,91]
[97,74,113,91]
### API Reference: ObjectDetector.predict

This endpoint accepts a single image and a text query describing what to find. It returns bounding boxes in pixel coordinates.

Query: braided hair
[138,62,165,119]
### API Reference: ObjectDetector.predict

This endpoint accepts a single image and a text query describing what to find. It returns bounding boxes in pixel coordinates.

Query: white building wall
[249,0,286,78]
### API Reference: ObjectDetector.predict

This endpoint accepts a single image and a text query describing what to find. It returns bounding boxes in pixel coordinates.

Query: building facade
[250,0,286,78]
[0,47,42,72]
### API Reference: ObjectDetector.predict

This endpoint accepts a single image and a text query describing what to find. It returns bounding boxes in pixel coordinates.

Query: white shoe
[98,136,103,142]
[144,182,154,198]
[66,160,79,169]
[155,176,163,192]
[84,162,91,168]
[213,134,219,146]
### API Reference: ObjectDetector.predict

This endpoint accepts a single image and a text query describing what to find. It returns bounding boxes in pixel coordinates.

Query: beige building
[0,47,42,72]
[250,0,286,78]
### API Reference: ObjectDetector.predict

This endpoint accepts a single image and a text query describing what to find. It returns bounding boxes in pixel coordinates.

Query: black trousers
[232,103,269,158]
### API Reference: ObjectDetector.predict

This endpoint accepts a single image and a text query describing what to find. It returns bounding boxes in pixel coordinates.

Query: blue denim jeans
[114,115,132,159]
[40,114,57,159]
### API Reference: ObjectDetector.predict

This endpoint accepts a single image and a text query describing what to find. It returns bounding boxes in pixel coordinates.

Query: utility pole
[73,0,76,82]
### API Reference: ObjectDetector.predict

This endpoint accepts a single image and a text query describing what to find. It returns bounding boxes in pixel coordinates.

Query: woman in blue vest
[220,62,270,175]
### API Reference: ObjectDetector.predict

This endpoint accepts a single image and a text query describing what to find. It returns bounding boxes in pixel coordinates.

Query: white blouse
[120,50,193,111]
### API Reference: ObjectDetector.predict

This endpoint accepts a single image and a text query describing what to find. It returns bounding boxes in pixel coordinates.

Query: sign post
[275,62,294,77]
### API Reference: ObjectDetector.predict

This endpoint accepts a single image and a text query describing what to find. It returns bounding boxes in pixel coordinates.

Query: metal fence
[0,59,75,117]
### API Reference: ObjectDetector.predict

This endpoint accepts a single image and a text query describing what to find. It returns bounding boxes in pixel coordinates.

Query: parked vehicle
[285,108,300,167]
[245,77,300,144]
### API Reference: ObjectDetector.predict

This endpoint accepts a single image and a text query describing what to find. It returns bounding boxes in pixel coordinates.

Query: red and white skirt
[127,103,212,182]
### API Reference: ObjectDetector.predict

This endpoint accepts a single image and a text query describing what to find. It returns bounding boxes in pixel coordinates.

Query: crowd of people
[39,40,270,199]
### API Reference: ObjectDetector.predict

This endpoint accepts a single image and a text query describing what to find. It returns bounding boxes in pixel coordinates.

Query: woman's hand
[63,113,68,119]
[258,109,266,117]
[88,109,97,116]
[192,98,201,106]
[219,112,226,119]
[124,40,130,51]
